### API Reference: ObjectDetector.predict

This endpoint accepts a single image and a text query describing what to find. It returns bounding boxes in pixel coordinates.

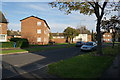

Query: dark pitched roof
[0,11,8,23]
[20,16,50,29]
[52,33,64,36]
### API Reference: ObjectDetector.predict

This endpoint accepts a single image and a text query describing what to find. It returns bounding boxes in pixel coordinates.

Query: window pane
[37,22,41,26]
[37,29,41,34]
[37,38,41,42]
[0,35,5,40]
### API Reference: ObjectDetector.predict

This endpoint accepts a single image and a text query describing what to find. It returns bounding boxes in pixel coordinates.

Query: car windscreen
[77,42,82,43]
[85,42,93,46]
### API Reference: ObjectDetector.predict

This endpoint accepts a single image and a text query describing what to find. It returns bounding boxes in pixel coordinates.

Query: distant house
[0,11,8,42]
[7,30,21,41]
[51,33,66,43]
[102,33,112,42]
[20,16,50,45]
[73,34,91,42]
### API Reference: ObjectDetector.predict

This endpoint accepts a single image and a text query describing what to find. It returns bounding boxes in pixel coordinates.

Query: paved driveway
[2,47,84,79]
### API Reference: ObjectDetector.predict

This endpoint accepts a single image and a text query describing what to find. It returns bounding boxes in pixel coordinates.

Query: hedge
[0,42,14,48]
[1,38,29,48]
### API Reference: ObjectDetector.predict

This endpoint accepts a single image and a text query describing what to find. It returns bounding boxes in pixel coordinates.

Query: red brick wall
[103,33,112,42]
[88,35,92,42]
[0,23,7,34]
[51,38,66,43]
[21,17,50,45]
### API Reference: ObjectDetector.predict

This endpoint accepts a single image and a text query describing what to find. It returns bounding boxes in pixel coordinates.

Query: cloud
[49,22,76,33]
[25,4,46,11]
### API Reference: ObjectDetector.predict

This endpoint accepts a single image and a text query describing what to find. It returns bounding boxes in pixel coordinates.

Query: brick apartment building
[20,16,50,45]
[0,11,8,42]
[102,32,112,42]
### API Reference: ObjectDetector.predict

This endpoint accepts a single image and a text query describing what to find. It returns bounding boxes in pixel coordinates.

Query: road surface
[2,47,84,79]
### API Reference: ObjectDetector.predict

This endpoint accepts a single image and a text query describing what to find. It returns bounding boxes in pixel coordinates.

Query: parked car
[49,41,55,45]
[80,42,97,51]
[75,41,85,47]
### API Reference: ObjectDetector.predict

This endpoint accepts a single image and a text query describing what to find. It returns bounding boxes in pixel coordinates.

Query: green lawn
[48,45,119,78]
[1,44,75,54]
[2,49,27,54]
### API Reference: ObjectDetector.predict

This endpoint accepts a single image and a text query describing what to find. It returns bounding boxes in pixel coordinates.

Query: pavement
[101,54,120,80]
[2,47,83,79]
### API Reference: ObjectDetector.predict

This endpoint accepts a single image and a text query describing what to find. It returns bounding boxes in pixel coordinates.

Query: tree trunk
[112,32,115,48]
[96,19,103,55]
[92,30,94,41]
[72,38,73,43]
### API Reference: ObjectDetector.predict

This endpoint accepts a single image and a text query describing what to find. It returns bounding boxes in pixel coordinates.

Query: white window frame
[53,36,56,38]
[37,22,42,26]
[0,24,1,27]
[48,34,49,36]
[57,36,60,38]
[37,38,41,42]
[37,29,41,34]
[0,34,7,42]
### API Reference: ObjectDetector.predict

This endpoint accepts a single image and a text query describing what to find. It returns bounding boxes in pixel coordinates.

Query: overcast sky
[1,1,119,33]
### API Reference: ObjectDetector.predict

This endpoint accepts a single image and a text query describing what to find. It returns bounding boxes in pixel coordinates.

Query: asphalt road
[2,47,84,79]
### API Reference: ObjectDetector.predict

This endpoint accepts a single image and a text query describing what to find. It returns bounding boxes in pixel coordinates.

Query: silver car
[80,42,97,51]
[75,41,85,47]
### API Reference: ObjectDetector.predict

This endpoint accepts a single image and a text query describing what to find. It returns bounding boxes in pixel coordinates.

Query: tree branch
[100,1,108,20]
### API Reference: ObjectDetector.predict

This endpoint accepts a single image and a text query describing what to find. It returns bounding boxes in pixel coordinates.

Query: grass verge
[1,44,75,54]
[48,45,119,79]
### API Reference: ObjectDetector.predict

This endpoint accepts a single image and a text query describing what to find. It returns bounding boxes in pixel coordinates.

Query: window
[0,35,5,40]
[37,29,41,34]
[37,22,41,26]
[0,24,1,27]
[108,35,110,37]
[53,37,56,38]
[48,34,49,36]
[37,38,41,42]
[61,36,64,38]
[103,35,105,37]
[44,30,47,34]
[57,36,60,38]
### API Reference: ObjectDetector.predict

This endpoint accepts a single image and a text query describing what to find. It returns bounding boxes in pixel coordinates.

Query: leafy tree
[49,1,119,55]
[49,32,53,40]
[101,15,120,48]
[7,30,12,36]
[91,30,96,41]
[64,27,79,43]
[77,26,91,34]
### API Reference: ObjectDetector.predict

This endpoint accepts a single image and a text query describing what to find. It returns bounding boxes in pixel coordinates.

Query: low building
[102,33,112,42]
[73,34,91,42]
[7,30,21,40]
[51,33,66,43]
[20,16,50,45]
[0,11,8,42]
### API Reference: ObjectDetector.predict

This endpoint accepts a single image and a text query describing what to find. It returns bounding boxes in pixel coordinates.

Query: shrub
[10,38,29,48]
